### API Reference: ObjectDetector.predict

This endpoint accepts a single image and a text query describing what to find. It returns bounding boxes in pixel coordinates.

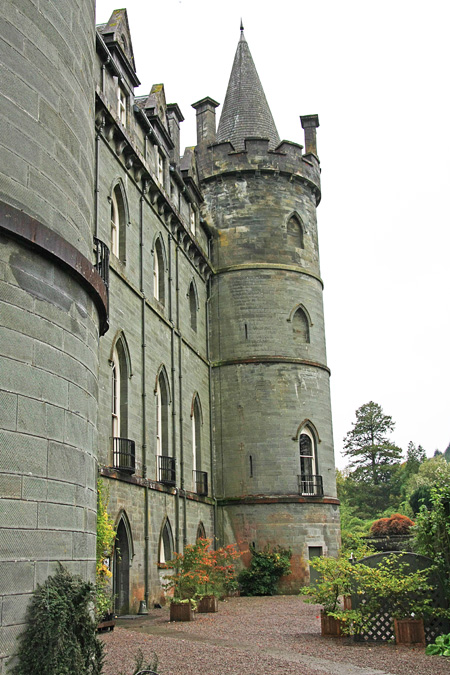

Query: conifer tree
[343,401,402,485]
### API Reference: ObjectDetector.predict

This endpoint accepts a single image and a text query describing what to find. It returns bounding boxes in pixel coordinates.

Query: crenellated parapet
[196,137,321,205]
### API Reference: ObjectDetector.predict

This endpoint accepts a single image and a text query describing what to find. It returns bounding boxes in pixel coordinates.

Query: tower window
[287,214,304,249]
[293,307,310,343]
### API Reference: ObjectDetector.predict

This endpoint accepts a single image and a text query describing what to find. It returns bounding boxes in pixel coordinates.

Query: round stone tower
[194,27,340,589]
[0,0,107,667]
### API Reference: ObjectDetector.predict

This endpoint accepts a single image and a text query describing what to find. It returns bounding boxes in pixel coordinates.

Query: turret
[195,26,340,589]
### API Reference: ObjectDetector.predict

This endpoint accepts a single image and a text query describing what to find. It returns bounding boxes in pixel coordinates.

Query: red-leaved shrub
[370,513,414,536]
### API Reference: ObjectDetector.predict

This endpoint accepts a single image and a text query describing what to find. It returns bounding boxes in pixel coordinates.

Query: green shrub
[11,565,103,675]
[238,544,291,596]
[426,633,450,657]
[118,648,159,674]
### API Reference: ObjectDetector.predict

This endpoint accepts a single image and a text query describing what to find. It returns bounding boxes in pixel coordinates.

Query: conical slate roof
[216,28,280,151]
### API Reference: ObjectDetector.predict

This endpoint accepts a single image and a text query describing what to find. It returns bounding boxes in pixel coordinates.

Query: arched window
[299,427,319,496]
[287,214,304,249]
[113,514,133,614]
[110,182,127,261]
[153,237,165,305]
[188,281,198,332]
[196,522,206,541]
[159,518,174,564]
[156,369,169,457]
[293,307,310,343]
[192,395,202,472]
[111,335,134,472]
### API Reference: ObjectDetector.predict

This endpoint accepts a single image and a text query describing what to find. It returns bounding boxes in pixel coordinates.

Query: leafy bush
[164,538,240,601]
[300,555,353,613]
[238,545,291,596]
[11,565,103,675]
[118,648,159,674]
[96,479,116,620]
[426,633,450,657]
[370,513,414,536]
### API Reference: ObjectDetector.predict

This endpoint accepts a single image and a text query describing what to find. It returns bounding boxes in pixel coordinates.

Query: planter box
[320,610,344,637]
[394,618,425,646]
[169,602,195,621]
[97,613,115,632]
[197,596,219,613]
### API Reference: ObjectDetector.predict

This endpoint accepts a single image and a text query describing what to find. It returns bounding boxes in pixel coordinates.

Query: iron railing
[193,470,208,496]
[113,437,135,474]
[94,237,110,290]
[158,455,176,486]
[298,474,323,497]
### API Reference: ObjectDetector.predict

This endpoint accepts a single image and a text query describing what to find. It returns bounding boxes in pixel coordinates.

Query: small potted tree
[197,541,240,612]
[300,555,354,636]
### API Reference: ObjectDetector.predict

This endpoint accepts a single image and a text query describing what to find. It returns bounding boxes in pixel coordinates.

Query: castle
[0,2,339,667]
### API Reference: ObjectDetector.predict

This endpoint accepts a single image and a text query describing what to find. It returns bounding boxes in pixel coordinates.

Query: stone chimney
[300,114,320,157]
[192,97,219,146]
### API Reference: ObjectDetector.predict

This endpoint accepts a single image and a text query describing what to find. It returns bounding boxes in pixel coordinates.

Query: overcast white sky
[96,0,450,469]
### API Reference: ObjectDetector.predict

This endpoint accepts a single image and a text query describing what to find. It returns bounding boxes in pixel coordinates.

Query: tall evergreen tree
[343,401,402,485]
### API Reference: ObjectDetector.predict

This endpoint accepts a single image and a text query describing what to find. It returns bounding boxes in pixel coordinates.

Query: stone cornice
[214,262,323,287]
[218,495,340,506]
[212,356,330,374]
[0,201,109,335]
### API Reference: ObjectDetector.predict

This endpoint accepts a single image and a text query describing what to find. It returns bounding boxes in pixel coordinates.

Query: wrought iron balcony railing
[193,470,208,497]
[298,474,323,497]
[158,455,176,486]
[94,237,110,290]
[113,437,135,474]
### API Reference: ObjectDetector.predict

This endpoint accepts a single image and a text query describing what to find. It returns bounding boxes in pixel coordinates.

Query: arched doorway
[113,518,130,614]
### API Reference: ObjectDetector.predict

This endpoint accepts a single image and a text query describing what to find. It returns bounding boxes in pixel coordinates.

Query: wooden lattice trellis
[351,552,449,644]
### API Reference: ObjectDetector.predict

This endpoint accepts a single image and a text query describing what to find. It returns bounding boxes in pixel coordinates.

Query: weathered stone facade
[0,5,339,670]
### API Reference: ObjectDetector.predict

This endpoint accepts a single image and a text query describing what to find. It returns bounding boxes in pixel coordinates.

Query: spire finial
[240,18,244,32]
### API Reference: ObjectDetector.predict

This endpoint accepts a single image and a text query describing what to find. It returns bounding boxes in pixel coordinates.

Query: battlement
[196,136,321,201]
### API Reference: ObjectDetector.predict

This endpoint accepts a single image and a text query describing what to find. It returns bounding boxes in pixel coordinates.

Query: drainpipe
[176,244,187,548]
[206,271,218,547]
[94,120,104,240]
[140,183,149,613]
[168,233,180,554]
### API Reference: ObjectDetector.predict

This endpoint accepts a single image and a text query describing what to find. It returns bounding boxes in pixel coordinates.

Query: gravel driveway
[100,596,449,675]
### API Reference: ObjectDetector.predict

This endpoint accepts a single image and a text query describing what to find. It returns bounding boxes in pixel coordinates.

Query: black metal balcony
[298,474,323,497]
[94,237,110,291]
[193,470,208,497]
[113,437,135,474]
[158,455,176,486]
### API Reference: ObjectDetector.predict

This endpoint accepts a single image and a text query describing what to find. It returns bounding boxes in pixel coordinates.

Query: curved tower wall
[198,137,340,588]
[0,1,105,669]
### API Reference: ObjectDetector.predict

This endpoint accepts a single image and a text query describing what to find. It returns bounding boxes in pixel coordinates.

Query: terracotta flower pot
[394,617,425,646]
[320,610,344,637]
[169,601,195,621]
[197,595,219,613]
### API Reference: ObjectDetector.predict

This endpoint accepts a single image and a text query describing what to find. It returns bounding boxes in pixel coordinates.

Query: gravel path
[101,596,449,675]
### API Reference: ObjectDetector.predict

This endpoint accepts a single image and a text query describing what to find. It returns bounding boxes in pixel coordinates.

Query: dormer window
[118,86,127,126]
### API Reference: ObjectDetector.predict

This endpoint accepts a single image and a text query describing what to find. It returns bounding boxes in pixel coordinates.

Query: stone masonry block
[1,594,30,626]
[0,475,21,499]
[0,499,37,529]
[0,391,17,431]
[17,396,47,437]
[0,429,47,477]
